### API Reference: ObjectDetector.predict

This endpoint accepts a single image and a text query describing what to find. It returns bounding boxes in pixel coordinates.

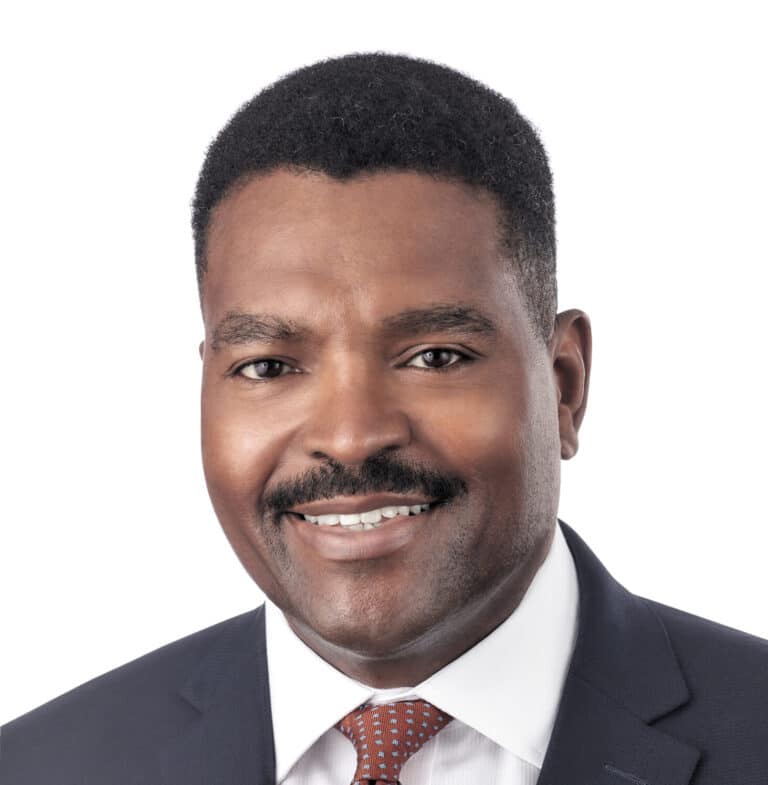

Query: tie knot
[336,699,452,784]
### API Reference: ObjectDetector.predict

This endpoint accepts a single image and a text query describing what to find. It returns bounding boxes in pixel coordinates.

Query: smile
[297,503,432,531]
[283,498,444,560]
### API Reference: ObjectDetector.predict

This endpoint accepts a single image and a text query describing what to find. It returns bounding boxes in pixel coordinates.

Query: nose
[299,359,412,465]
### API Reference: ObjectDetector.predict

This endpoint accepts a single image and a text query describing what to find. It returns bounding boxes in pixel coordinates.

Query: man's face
[200,169,566,674]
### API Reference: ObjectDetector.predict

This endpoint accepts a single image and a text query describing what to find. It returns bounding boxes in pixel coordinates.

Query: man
[2,52,766,785]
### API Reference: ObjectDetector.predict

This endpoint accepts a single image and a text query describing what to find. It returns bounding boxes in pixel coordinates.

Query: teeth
[298,502,433,528]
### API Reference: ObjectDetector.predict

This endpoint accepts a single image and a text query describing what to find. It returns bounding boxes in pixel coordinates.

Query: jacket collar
[157,520,701,785]
[539,521,701,785]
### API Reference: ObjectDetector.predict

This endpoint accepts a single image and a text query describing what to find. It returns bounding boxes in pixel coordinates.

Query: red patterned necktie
[336,699,453,785]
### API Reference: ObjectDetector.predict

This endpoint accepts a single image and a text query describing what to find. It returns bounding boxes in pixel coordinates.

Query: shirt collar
[265,520,579,778]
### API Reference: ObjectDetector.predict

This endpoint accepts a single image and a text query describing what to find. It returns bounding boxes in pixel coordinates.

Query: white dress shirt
[265,521,579,785]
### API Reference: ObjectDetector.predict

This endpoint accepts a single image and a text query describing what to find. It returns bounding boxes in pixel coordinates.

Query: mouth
[281,497,447,561]
[284,501,436,531]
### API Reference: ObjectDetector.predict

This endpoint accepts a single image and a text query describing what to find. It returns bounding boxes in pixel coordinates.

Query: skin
[199,169,591,687]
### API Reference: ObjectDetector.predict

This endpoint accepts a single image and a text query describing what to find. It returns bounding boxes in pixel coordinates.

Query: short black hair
[192,52,556,342]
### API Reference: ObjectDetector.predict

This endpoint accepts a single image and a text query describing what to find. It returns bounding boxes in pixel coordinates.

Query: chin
[300,597,439,660]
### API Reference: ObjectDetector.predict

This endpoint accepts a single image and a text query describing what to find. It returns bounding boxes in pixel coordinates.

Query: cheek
[415,372,559,515]
[200,386,297,598]
[201,386,278,511]
[416,385,528,476]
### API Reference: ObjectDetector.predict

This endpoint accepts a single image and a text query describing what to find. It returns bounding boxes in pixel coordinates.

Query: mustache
[261,452,467,516]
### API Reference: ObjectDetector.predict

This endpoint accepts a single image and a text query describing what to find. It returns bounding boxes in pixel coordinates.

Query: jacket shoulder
[648,597,768,684]
[0,607,264,784]
[645,598,768,780]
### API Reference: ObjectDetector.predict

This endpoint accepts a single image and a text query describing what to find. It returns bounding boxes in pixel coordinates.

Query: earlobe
[550,310,592,460]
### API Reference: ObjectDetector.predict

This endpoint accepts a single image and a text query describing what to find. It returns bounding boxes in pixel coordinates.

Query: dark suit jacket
[2,521,767,784]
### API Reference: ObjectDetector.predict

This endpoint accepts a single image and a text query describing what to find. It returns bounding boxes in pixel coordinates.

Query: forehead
[202,169,524,336]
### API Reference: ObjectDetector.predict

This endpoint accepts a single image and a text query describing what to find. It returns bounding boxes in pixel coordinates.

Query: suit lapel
[133,605,276,785]
[538,522,701,785]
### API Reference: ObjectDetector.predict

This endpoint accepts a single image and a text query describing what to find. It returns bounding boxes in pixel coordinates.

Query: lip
[286,493,435,517]
[284,504,439,561]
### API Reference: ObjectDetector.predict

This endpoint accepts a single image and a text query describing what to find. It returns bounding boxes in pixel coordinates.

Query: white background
[2,1,766,724]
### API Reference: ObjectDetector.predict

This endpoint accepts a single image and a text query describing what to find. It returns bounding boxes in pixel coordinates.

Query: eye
[233,359,296,380]
[405,348,470,371]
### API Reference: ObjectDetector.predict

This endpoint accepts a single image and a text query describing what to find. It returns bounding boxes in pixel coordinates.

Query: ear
[548,309,592,460]
[198,340,205,360]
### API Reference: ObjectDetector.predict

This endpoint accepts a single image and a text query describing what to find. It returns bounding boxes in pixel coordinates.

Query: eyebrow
[380,304,498,339]
[210,303,498,351]
[210,311,310,351]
